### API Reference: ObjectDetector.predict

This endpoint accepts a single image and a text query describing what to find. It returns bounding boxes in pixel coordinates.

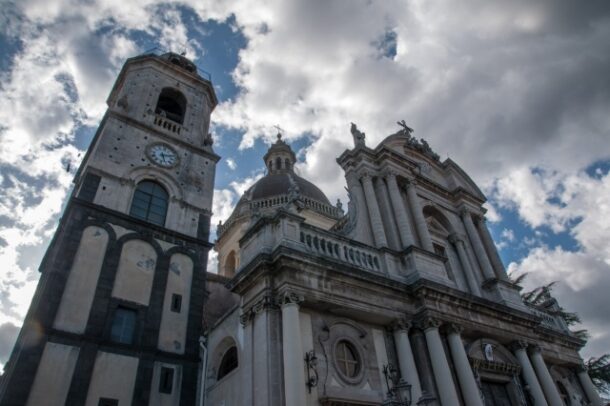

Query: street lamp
[382,363,412,406]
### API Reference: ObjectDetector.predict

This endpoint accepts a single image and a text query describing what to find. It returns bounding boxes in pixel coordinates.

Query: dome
[250,172,331,205]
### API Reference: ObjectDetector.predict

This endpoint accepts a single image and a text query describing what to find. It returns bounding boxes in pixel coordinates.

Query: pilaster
[278,291,306,406]
[448,233,482,296]
[461,209,495,281]
[405,180,434,252]
[475,217,509,281]
[385,171,415,249]
[361,172,388,247]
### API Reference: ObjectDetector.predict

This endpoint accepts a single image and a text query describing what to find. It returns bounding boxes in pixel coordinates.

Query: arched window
[285,158,290,170]
[217,346,238,380]
[155,88,187,124]
[275,157,282,170]
[130,181,169,226]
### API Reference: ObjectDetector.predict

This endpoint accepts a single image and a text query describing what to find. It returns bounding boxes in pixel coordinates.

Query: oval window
[335,340,360,378]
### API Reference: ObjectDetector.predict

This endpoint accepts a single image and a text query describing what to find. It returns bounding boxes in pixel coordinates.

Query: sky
[0,0,609,370]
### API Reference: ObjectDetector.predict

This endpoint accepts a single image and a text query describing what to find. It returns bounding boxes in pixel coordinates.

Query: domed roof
[244,132,332,205]
[250,172,331,205]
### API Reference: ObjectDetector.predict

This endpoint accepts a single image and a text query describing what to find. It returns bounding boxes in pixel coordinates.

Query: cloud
[505,167,610,357]
[1,0,610,365]
[0,322,20,370]
[226,158,237,170]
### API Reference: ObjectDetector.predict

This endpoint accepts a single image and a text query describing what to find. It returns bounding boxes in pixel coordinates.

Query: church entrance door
[481,380,512,406]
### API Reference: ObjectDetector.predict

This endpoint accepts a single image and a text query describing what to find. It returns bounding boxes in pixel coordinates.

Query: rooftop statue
[394,120,440,161]
[350,122,366,148]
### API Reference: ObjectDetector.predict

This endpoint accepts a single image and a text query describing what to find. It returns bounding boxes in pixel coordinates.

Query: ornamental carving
[390,318,411,332]
[239,294,278,326]
[445,323,464,335]
[277,290,304,306]
[508,340,529,352]
[419,316,441,331]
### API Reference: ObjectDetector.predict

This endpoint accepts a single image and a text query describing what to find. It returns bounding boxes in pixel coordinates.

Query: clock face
[148,144,178,168]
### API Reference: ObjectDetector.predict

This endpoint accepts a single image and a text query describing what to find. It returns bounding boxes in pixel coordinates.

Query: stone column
[461,209,496,281]
[279,291,306,406]
[448,234,482,296]
[529,346,564,406]
[361,172,388,247]
[476,217,509,281]
[385,171,415,249]
[422,318,460,405]
[511,342,548,406]
[446,324,483,406]
[576,364,603,406]
[392,320,422,402]
[405,180,434,252]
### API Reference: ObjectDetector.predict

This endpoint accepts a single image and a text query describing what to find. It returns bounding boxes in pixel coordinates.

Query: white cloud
[1,0,610,366]
[505,168,610,357]
[501,228,515,242]
[226,158,237,170]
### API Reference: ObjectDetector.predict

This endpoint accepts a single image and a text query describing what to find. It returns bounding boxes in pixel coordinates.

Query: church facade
[0,52,604,406]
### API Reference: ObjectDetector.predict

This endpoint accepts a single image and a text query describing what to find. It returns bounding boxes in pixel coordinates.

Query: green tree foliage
[509,272,581,328]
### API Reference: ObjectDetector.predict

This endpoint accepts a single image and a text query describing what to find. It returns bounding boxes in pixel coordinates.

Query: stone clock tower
[0,52,218,406]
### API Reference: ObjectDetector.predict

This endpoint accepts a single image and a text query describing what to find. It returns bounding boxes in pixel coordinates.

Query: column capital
[405,178,418,187]
[459,207,473,219]
[445,323,464,336]
[420,316,441,332]
[360,170,373,182]
[277,290,304,307]
[383,169,398,180]
[448,233,464,245]
[391,318,412,332]
[509,340,529,352]
[240,294,278,325]
[575,363,588,373]
[528,344,542,355]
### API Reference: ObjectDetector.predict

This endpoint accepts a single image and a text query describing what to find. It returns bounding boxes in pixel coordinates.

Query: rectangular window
[171,294,182,313]
[159,367,174,394]
[110,307,137,345]
[98,398,118,406]
[79,173,101,202]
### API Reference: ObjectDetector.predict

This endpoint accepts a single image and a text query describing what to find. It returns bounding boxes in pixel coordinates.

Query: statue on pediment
[350,122,366,148]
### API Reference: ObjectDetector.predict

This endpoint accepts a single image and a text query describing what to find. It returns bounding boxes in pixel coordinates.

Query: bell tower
[0,52,218,406]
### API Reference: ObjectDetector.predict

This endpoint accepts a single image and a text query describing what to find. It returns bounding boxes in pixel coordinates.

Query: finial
[397,120,414,135]
[273,124,284,140]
